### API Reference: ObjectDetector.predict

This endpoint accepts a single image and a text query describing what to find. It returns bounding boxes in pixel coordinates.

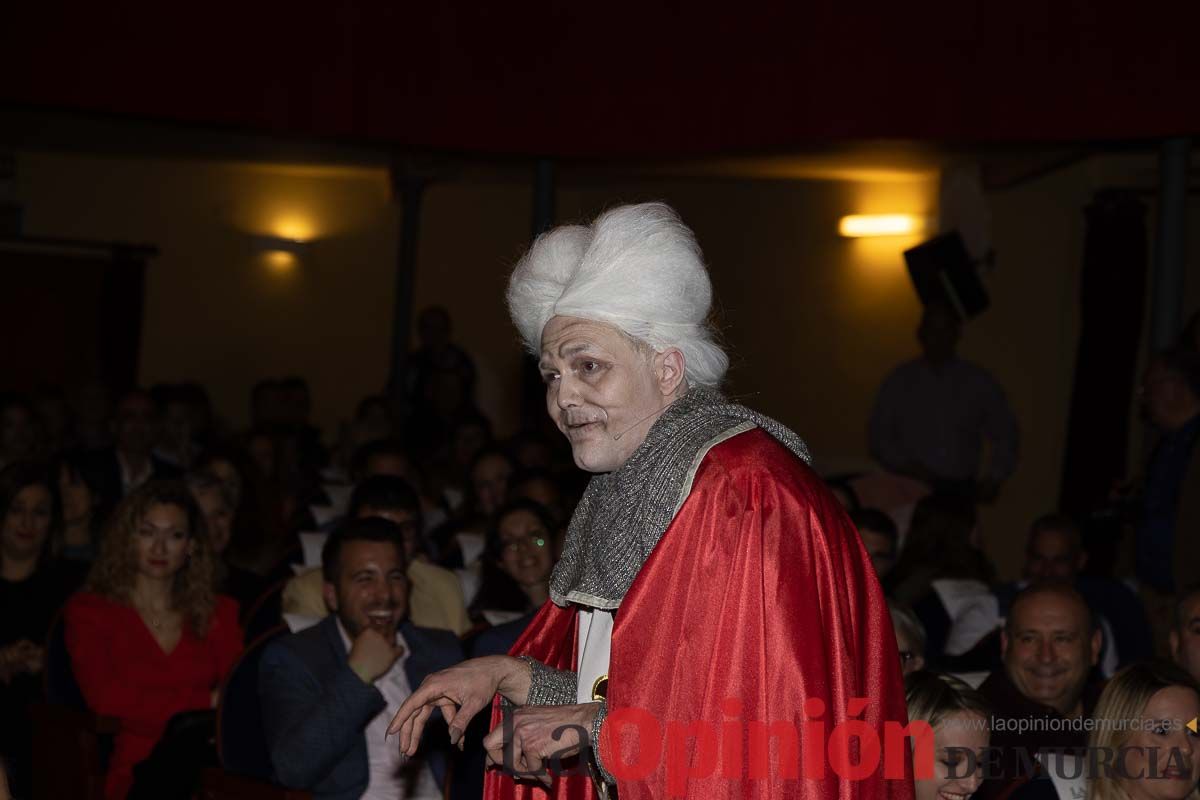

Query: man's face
[356,506,420,561]
[1170,594,1200,685]
[191,487,233,556]
[418,308,451,350]
[1024,528,1084,582]
[471,454,512,516]
[323,539,408,640]
[539,316,671,473]
[860,528,895,578]
[1,405,37,460]
[1002,591,1100,716]
[1142,360,1187,431]
[115,393,157,456]
[917,306,961,363]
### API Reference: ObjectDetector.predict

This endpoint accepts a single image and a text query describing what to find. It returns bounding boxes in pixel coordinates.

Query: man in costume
[389,203,912,799]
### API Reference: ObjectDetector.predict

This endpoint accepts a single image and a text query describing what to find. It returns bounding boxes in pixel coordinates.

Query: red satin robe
[485,428,913,800]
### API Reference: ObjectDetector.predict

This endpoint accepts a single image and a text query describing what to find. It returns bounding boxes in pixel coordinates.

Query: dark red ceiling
[2,0,1196,158]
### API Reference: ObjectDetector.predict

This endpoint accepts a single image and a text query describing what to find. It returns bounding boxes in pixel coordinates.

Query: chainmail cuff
[590,700,616,785]
[518,656,578,706]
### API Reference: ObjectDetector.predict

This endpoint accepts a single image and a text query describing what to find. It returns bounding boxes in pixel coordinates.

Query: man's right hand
[348,628,404,685]
[387,655,530,757]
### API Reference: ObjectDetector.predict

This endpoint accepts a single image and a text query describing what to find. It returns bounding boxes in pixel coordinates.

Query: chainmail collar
[549,386,811,609]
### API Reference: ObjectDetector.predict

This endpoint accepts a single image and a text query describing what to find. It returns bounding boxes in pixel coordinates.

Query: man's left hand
[482,703,600,787]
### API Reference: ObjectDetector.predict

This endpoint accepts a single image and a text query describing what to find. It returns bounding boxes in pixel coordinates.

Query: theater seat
[200,624,312,799]
[31,609,119,800]
[242,579,288,645]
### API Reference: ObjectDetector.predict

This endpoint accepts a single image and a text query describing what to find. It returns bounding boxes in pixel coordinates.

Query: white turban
[506,202,729,388]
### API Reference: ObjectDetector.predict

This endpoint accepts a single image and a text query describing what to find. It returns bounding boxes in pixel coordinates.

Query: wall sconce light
[251,234,310,255]
[838,214,927,238]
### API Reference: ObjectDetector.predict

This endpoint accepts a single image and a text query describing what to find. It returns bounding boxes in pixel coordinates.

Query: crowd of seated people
[838,310,1200,800]
[0,308,590,798]
[2,301,1199,800]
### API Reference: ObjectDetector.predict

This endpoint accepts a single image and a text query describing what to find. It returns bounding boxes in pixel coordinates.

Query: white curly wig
[506,202,729,388]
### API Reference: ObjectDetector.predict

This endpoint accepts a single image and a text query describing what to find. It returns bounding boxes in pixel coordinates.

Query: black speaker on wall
[904,231,989,319]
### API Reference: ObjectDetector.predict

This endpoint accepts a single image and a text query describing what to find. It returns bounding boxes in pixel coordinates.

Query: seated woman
[1086,660,1200,800]
[56,452,104,562]
[467,498,555,652]
[65,480,243,800]
[890,599,929,676]
[905,670,991,800]
[0,461,86,796]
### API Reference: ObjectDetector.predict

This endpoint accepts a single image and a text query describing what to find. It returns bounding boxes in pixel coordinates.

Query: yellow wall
[16,153,399,438]
[14,149,1197,579]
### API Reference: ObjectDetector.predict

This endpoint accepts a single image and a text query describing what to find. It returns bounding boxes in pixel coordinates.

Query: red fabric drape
[486,430,913,799]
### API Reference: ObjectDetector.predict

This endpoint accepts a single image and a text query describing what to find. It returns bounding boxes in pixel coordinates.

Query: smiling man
[259,517,463,800]
[975,583,1103,800]
[388,203,910,799]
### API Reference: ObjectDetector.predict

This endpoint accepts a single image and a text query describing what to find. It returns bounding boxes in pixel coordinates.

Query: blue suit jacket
[259,615,462,800]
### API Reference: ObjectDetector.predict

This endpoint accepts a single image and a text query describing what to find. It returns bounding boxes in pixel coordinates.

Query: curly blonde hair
[86,480,219,636]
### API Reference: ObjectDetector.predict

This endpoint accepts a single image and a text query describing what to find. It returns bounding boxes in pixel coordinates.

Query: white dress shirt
[336,621,441,800]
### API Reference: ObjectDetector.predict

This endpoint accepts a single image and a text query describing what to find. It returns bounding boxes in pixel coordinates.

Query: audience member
[508,468,568,528]
[889,600,929,676]
[260,517,461,799]
[406,306,477,416]
[73,380,114,451]
[889,493,998,665]
[1086,660,1200,800]
[153,384,202,470]
[974,583,1102,800]
[506,430,556,471]
[1137,347,1200,649]
[56,451,102,561]
[996,513,1152,672]
[350,438,447,531]
[904,670,991,800]
[84,389,182,520]
[826,477,861,511]
[283,476,470,635]
[468,446,516,518]
[1169,584,1200,685]
[850,506,898,579]
[869,302,1018,502]
[278,376,329,471]
[468,499,554,632]
[0,395,40,469]
[186,469,265,615]
[65,481,242,799]
[0,461,84,796]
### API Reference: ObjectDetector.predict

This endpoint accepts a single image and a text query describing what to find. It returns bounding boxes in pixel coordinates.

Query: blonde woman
[1088,661,1200,800]
[905,670,992,800]
[65,480,242,799]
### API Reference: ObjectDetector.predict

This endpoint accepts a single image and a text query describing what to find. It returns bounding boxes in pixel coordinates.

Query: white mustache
[562,412,603,427]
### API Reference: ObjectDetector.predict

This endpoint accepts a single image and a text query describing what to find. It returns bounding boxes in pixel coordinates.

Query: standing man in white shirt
[869,302,1019,502]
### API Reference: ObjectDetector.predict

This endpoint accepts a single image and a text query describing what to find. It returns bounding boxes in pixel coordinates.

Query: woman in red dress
[65,480,243,799]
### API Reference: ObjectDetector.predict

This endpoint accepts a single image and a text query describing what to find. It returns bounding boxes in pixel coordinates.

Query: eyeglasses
[502,533,547,554]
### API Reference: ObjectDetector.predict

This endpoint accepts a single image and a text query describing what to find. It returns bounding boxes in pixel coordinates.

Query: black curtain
[1058,190,1148,569]
[0,245,146,394]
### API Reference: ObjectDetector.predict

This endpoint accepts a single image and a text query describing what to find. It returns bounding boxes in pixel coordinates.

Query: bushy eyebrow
[538,342,600,370]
